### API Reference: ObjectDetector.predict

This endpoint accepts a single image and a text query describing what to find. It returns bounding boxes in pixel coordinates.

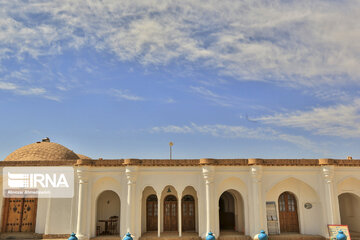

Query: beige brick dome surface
[4,142,80,161]
[76,153,91,159]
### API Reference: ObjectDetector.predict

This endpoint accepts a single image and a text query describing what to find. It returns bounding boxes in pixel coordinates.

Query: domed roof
[4,141,80,161]
[76,153,91,160]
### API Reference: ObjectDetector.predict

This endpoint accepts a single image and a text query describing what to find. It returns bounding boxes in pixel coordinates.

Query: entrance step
[140,232,201,240]
[267,234,325,240]
[90,236,121,240]
[218,235,251,240]
[0,232,37,239]
[219,231,251,240]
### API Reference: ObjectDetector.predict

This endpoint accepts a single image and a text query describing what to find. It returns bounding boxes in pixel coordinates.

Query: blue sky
[1,0,360,160]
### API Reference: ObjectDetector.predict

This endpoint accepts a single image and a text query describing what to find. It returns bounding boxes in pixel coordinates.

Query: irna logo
[8,173,69,188]
[3,167,74,198]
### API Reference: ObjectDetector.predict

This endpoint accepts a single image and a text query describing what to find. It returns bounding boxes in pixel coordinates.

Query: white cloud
[190,86,233,107]
[151,122,316,151]
[0,81,58,100]
[257,99,360,138]
[1,1,360,88]
[0,82,17,90]
[16,87,46,95]
[110,89,144,101]
[166,98,176,103]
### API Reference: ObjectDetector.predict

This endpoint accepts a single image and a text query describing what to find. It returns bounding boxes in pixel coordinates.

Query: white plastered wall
[265,176,323,236]
[134,166,203,239]
[215,171,249,237]
[89,170,124,238]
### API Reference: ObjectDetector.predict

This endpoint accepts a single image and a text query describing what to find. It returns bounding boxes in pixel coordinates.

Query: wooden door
[182,195,195,231]
[146,195,158,231]
[20,198,37,232]
[1,198,37,233]
[164,195,177,231]
[278,192,299,233]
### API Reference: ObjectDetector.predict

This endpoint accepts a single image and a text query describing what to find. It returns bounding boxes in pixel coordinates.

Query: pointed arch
[338,193,360,233]
[141,186,158,234]
[266,177,323,235]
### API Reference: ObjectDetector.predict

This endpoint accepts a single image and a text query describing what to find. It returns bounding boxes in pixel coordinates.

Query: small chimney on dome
[42,137,50,142]
[347,156,352,160]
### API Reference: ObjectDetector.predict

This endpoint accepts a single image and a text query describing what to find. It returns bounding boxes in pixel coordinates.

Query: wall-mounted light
[107,200,110,204]
[167,187,171,193]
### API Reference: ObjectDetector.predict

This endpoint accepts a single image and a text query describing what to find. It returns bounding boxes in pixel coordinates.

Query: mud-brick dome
[4,138,84,161]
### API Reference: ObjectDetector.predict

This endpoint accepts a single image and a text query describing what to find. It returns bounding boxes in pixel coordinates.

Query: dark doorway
[219,191,235,230]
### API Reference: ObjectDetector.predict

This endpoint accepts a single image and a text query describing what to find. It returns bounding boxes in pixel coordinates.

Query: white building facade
[1,141,360,240]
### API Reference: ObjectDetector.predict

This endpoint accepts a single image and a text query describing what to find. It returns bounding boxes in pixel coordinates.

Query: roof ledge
[248,158,264,165]
[199,158,216,165]
[123,158,141,166]
[318,158,335,165]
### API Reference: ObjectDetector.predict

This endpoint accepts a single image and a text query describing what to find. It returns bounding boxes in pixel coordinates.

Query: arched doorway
[164,195,177,231]
[278,192,299,233]
[147,195,158,231]
[339,193,360,234]
[219,191,235,230]
[182,195,195,231]
[96,190,120,236]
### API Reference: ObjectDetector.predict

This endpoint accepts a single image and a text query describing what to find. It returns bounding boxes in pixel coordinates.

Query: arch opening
[141,186,158,234]
[164,195,178,231]
[147,194,158,232]
[182,195,195,232]
[278,191,299,233]
[218,190,244,234]
[339,193,360,234]
[96,190,120,236]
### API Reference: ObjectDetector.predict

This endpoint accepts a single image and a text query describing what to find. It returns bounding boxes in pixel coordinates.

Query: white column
[321,165,340,224]
[125,166,137,235]
[44,197,52,234]
[76,168,89,240]
[202,166,215,235]
[250,165,264,237]
[157,194,161,237]
[178,195,182,236]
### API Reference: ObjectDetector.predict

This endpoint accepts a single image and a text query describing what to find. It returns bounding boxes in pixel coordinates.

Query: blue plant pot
[68,233,78,240]
[124,232,133,240]
[336,230,347,240]
[206,232,216,240]
[258,230,268,240]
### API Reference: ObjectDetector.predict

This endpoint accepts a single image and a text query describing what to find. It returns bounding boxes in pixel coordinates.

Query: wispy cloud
[0,82,17,90]
[151,122,317,151]
[257,99,360,138]
[165,98,176,103]
[1,1,360,89]
[0,80,61,101]
[190,86,233,107]
[110,89,144,101]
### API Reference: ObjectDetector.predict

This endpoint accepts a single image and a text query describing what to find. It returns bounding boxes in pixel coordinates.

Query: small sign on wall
[328,225,351,240]
[266,201,279,234]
